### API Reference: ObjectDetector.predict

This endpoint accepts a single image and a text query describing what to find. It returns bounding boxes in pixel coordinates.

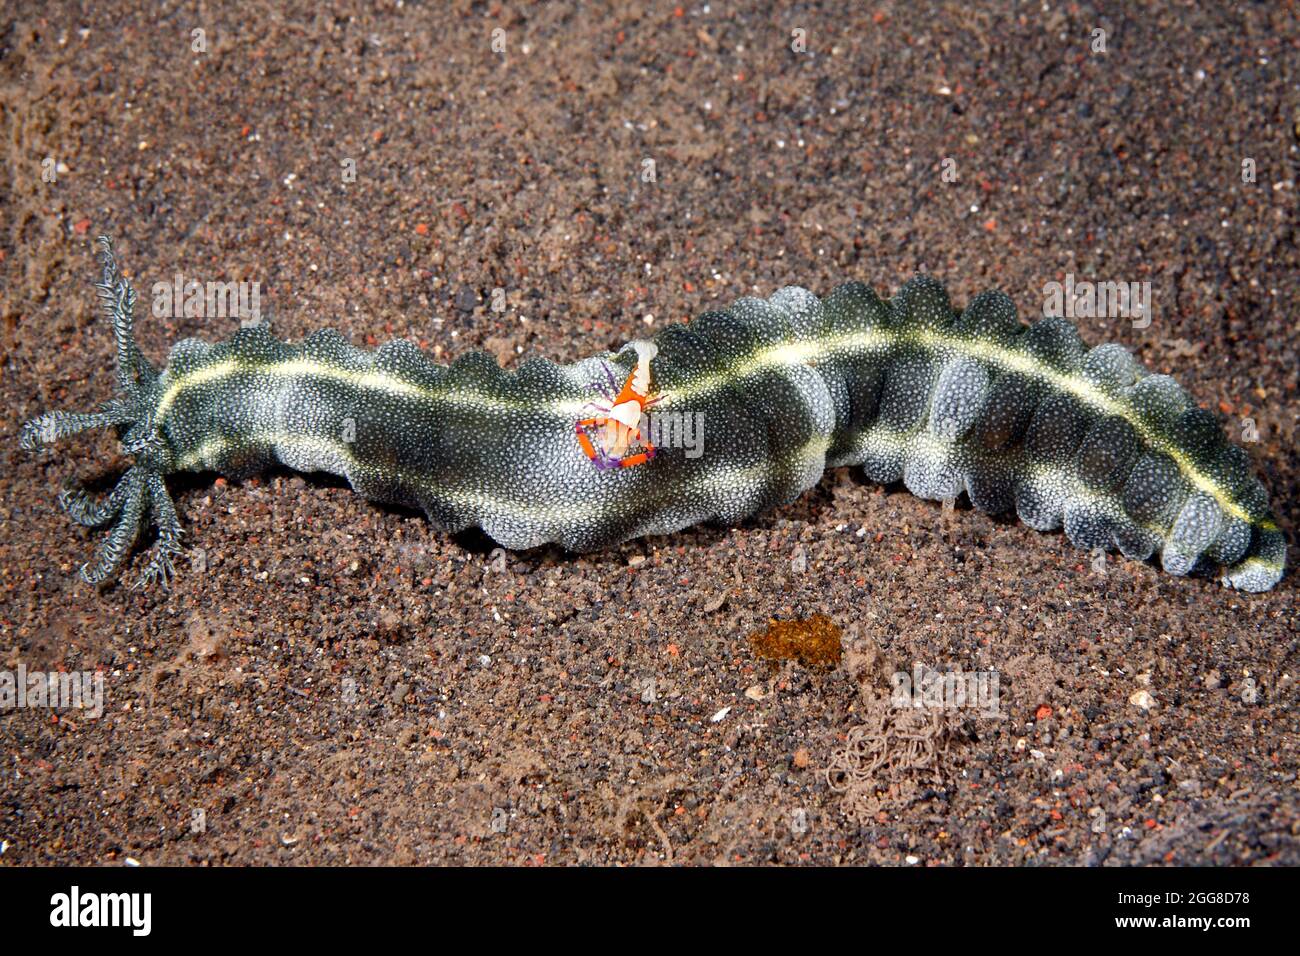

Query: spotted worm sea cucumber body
[19,238,1286,591]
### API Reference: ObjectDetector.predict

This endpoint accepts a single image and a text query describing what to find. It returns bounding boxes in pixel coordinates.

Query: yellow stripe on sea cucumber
[177,429,833,526]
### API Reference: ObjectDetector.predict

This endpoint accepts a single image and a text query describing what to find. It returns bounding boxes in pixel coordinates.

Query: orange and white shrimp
[574,341,661,470]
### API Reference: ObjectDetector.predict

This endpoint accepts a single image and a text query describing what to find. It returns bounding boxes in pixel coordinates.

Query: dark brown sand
[1,2,1296,865]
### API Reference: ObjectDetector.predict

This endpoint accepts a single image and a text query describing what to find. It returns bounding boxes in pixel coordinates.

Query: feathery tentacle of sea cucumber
[18,238,1286,591]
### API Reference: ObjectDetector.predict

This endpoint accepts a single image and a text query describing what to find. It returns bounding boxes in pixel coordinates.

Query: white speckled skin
[20,241,1286,591]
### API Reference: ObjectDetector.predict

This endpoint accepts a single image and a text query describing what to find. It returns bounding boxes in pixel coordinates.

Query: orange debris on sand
[748,614,843,668]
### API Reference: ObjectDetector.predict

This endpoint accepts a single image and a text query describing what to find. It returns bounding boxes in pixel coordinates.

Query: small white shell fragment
[1129,689,1156,710]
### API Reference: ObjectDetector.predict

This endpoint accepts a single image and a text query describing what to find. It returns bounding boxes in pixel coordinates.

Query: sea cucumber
[18,237,1286,592]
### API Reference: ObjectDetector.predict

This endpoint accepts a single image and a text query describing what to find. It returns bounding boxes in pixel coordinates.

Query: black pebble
[455,286,479,313]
